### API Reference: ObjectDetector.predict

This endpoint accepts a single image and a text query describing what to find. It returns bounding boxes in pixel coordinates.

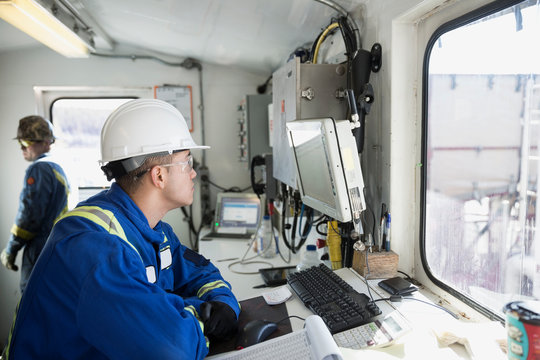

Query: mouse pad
[207,295,292,356]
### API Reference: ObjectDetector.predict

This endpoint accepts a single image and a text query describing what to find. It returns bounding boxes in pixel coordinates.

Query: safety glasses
[162,155,194,173]
[18,139,36,148]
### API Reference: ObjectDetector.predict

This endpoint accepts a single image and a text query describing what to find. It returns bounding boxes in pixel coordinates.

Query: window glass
[424,0,540,316]
[52,98,133,203]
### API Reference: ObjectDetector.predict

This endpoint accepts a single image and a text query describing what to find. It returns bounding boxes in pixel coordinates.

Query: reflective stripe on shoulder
[196,280,230,298]
[52,168,69,194]
[57,206,141,261]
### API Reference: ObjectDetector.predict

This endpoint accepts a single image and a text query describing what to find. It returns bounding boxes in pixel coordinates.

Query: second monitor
[287,118,366,233]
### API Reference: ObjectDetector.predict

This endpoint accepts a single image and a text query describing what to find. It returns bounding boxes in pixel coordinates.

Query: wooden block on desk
[352,250,398,279]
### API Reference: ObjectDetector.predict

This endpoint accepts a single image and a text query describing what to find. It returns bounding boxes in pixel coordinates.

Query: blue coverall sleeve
[8,163,55,253]
[77,233,209,360]
[167,226,241,318]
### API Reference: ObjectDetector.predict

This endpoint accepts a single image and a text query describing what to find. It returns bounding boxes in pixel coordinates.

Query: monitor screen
[287,118,366,230]
[218,196,260,228]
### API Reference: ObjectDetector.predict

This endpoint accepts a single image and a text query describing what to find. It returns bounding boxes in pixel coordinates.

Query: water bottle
[296,245,321,271]
[257,215,277,258]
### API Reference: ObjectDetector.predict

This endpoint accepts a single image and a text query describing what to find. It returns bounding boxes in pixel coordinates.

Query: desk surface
[200,237,506,359]
[199,235,303,301]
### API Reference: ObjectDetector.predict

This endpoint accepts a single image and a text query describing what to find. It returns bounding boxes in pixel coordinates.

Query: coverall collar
[107,183,165,244]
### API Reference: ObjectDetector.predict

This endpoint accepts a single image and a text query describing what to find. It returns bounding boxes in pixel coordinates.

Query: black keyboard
[287,264,381,334]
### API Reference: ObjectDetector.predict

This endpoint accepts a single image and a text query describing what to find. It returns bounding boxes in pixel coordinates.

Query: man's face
[162,150,197,209]
[19,140,49,162]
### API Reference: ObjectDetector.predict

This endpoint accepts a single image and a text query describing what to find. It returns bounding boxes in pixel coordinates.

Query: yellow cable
[313,22,339,64]
[327,220,342,270]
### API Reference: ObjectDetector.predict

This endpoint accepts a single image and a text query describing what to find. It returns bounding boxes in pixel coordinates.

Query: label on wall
[154,85,193,132]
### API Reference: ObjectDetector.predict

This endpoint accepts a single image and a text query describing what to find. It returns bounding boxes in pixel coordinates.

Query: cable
[373,295,459,319]
[398,270,413,280]
[364,247,376,303]
[207,179,251,192]
[228,210,283,274]
[312,22,339,64]
[269,205,291,264]
[227,233,273,275]
[313,0,361,50]
[276,315,306,324]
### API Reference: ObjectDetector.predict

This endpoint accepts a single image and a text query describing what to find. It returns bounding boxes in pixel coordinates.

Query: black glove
[200,301,238,339]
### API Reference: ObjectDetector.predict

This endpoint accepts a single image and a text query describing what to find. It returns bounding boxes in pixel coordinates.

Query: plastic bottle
[296,245,321,271]
[256,215,277,258]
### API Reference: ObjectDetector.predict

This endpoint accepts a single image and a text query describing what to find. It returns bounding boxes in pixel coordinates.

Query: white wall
[0,46,266,345]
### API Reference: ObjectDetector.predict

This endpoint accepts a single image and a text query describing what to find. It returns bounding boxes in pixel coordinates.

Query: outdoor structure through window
[422,0,540,318]
[52,98,133,204]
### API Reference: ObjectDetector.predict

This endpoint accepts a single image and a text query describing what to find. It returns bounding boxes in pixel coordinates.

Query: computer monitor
[286,118,366,232]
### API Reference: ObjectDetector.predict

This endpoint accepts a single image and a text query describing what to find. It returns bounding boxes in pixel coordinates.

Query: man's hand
[1,249,18,271]
[200,301,238,339]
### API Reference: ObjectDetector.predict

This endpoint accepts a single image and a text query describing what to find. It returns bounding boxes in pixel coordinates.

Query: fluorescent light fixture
[0,0,94,58]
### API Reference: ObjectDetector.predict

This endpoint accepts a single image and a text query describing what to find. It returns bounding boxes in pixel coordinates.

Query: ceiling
[0,0,360,74]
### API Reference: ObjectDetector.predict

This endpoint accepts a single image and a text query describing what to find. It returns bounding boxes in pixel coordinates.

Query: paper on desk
[305,315,343,360]
[262,286,292,305]
[431,320,506,360]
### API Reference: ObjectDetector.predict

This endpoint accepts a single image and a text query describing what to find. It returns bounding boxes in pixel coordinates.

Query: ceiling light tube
[0,0,94,58]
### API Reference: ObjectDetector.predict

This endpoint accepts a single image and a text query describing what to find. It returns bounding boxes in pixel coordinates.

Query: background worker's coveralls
[5,183,240,360]
[6,153,69,292]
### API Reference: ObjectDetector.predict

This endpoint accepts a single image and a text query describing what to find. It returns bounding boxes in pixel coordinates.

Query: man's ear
[149,166,166,189]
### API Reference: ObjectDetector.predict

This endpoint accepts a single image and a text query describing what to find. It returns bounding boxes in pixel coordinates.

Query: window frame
[33,86,154,202]
[419,0,526,321]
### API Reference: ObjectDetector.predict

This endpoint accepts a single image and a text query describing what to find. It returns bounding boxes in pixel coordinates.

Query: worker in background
[4,99,240,360]
[0,116,69,293]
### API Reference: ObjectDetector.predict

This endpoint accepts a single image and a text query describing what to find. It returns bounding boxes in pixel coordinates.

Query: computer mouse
[235,319,278,349]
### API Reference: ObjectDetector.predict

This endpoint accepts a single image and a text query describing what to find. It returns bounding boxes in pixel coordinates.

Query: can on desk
[504,301,540,359]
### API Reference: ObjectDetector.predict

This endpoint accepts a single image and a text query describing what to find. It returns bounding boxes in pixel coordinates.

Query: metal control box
[272,57,348,188]
[272,57,348,122]
[238,94,272,163]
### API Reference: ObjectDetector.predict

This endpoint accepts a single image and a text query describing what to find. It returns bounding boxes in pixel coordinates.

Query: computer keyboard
[287,264,381,334]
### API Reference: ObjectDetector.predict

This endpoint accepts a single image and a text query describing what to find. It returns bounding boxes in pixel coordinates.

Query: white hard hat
[101,98,208,163]
[100,99,209,180]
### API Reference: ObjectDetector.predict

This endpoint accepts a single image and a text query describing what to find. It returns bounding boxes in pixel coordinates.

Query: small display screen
[259,266,297,286]
[384,316,402,333]
[219,197,260,227]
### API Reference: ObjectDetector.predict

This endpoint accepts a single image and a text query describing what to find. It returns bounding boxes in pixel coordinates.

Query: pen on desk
[217,257,239,262]
[385,213,391,252]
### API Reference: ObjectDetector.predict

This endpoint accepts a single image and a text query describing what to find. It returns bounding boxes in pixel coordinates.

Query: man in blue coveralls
[4,99,240,359]
[1,116,69,293]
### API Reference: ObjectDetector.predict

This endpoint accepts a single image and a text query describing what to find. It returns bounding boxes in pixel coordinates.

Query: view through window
[424,0,540,316]
[52,98,133,204]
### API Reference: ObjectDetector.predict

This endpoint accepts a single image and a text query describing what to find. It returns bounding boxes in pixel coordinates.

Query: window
[422,0,540,317]
[52,98,134,204]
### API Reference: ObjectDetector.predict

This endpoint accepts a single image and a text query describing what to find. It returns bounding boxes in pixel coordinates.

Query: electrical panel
[272,57,348,188]
[237,94,272,163]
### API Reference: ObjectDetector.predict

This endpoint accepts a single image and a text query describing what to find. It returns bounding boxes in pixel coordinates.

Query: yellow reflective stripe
[197,280,230,298]
[52,168,70,224]
[10,224,35,240]
[184,305,205,335]
[4,299,21,360]
[205,336,210,349]
[57,206,141,261]
[52,168,69,196]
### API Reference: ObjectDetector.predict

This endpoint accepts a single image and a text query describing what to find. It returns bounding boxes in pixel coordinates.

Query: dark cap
[15,116,55,142]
